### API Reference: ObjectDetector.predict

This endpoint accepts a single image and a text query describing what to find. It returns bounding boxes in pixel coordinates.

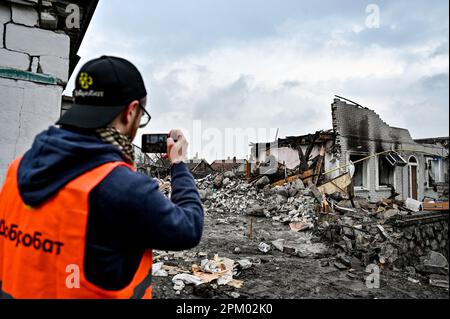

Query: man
[0,56,204,299]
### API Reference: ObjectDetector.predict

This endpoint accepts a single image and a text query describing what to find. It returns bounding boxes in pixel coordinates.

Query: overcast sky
[66,0,449,161]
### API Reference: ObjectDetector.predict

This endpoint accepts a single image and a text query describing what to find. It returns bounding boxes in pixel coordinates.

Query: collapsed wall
[331,98,448,202]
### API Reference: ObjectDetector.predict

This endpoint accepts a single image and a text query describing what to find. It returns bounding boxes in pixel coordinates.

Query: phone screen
[141,134,167,153]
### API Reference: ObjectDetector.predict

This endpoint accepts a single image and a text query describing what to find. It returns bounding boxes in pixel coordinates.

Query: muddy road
[152,212,449,299]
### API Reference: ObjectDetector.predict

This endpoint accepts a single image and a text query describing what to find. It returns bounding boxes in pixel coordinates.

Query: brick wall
[1,1,70,82]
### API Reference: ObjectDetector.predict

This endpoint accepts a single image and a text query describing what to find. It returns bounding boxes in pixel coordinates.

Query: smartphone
[141,134,168,153]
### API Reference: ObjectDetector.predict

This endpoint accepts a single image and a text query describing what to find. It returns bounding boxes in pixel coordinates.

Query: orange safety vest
[0,157,153,299]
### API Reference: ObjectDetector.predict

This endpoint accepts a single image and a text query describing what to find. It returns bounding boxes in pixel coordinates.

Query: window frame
[376,155,396,190]
[425,157,441,188]
[349,153,369,191]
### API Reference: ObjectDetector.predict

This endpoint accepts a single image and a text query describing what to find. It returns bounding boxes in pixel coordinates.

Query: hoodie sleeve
[88,162,204,251]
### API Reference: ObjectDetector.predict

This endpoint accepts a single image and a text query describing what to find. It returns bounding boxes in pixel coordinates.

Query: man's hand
[166,129,188,165]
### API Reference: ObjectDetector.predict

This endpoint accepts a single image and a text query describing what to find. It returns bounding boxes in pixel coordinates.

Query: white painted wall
[1,1,70,185]
[0,77,63,184]
[1,2,70,82]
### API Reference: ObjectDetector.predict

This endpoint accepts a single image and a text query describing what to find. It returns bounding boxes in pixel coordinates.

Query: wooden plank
[423,201,449,211]
[317,173,352,195]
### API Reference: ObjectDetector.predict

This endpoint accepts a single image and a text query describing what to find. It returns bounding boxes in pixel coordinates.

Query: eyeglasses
[138,102,151,128]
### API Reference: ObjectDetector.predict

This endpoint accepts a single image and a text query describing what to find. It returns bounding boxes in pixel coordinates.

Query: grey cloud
[193,75,251,120]
[419,73,449,91]
[68,0,449,159]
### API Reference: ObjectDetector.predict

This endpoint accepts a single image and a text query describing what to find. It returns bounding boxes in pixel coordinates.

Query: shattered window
[426,157,440,187]
[350,154,366,187]
[378,157,394,187]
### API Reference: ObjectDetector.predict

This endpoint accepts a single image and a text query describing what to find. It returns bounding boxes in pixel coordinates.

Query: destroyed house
[413,137,449,198]
[331,98,448,202]
[249,97,448,202]
[249,130,337,184]
[133,145,153,176]
[186,159,215,179]
[0,0,98,184]
[211,158,247,176]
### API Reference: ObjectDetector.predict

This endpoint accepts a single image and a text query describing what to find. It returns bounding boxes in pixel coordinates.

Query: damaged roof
[250,130,336,150]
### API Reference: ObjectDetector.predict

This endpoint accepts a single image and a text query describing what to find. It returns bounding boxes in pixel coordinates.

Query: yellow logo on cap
[79,72,93,89]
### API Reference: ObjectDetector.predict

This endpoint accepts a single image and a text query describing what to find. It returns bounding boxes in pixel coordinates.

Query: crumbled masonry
[152,172,449,298]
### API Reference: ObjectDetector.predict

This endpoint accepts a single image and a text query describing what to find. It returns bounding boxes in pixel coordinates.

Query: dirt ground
[153,212,449,299]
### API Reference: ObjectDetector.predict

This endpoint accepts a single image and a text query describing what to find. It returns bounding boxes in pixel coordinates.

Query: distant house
[211,157,248,176]
[186,159,215,178]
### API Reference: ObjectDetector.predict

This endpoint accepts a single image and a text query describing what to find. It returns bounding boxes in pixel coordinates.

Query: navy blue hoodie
[16,126,204,291]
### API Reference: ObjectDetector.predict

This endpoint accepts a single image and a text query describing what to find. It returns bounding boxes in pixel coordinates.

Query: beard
[127,111,141,141]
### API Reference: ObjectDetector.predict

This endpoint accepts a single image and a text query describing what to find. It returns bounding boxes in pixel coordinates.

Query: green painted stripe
[0,67,58,85]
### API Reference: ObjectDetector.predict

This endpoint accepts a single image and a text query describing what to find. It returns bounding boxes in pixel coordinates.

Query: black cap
[57,56,147,129]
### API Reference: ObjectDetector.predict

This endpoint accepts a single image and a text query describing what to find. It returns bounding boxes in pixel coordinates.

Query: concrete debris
[193,173,447,271]
[383,209,401,219]
[416,251,449,275]
[406,266,416,275]
[200,259,222,273]
[213,174,224,188]
[255,176,270,189]
[377,225,390,240]
[152,171,448,297]
[338,255,352,268]
[229,292,240,299]
[258,242,271,253]
[246,205,266,217]
[162,265,188,276]
[429,274,449,289]
[172,274,203,291]
[223,171,236,179]
[217,272,233,286]
[405,198,423,212]
[152,262,169,277]
[334,262,348,270]
[424,251,449,268]
[290,220,313,232]
[193,173,319,231]
[283,245,297,256]
[271,239,285,252]
[346,272,359,279]
[236,259,253,270]
[191,255,244,289]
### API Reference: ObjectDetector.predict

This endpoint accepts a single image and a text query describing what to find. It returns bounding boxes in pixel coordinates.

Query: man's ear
[121,100,139,125]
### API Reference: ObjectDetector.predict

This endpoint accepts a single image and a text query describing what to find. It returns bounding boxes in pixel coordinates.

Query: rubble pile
[315,198,449,288]
[152,250,250,297]
[156,171,448,292]
[317,206,404,266]
[196,173,318,225]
